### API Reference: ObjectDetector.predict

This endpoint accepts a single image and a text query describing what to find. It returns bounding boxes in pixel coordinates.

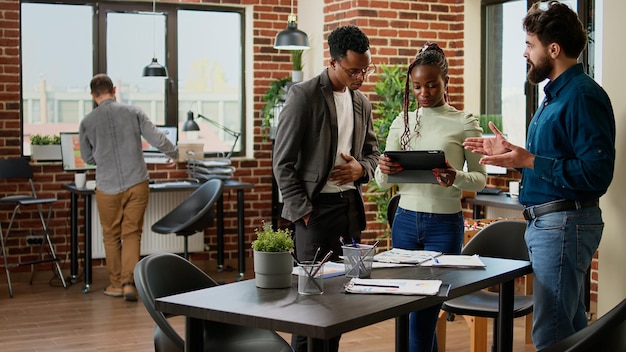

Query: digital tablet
[384,150,446,183]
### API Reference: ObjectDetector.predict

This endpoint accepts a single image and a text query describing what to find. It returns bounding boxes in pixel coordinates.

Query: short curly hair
[328,25,370,61]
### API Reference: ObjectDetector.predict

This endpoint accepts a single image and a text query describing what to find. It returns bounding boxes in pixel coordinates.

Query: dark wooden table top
[156,257,532,340]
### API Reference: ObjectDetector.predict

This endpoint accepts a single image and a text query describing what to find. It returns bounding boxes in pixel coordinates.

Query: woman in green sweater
[375,43,487,352]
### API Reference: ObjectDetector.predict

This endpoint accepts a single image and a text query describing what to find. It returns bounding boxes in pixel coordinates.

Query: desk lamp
[183,111,240,158]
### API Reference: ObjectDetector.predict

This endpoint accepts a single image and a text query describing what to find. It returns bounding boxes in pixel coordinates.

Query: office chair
[134,252,294,352]
[436,220,532,352]
[539,297,626,352]
[387,193,401,227]
[0,158,67,297]
[151,179,223,260]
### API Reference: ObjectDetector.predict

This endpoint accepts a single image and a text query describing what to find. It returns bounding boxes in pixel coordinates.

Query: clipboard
[384,150,446,183]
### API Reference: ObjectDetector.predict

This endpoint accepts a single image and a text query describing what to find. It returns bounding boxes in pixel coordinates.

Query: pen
[351,238,358,248]
[430,255,440,264]
[353,283,400,288]
[311,250,333,277]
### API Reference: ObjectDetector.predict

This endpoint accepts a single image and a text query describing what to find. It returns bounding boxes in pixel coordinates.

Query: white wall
[597,0,626,315]
[298,0,325,80]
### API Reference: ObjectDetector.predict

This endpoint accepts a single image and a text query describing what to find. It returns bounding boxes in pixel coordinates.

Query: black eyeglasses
[336,61,376,78]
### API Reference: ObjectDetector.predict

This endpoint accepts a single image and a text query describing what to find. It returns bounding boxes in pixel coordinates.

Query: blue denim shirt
[520,64,615,206]
[79,99,178,194]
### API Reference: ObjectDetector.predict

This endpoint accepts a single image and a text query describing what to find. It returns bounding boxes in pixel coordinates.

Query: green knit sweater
[375,103,487,214]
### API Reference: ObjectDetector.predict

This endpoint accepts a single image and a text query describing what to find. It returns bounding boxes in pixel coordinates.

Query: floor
[0,258,539,352]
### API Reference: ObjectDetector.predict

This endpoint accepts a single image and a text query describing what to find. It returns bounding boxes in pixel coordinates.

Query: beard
[527,54,553,85]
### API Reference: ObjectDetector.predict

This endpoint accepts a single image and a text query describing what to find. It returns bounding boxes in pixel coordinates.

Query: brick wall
[0,0,469,271]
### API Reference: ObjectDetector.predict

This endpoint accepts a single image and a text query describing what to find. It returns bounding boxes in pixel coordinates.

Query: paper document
[419,254,486,268]
[292,261,345,278]
[344,278,443,295]
[373,248,442,264]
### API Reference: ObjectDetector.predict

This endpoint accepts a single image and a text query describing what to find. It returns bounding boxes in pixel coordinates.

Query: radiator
[90,191,204,258]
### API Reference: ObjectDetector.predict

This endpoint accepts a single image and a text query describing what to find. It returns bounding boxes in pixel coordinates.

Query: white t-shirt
[321,89,356,193]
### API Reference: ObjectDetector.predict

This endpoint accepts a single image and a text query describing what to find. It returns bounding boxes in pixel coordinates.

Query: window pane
[177,9,243,156]
[107,12,167,125]
[21,3,93,155]
[484,0,527,148]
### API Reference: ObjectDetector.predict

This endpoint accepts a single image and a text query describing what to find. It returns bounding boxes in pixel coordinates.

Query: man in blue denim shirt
[464,1,615,349]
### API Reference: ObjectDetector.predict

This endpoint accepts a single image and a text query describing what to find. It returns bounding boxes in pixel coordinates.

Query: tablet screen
[384,150,446,183]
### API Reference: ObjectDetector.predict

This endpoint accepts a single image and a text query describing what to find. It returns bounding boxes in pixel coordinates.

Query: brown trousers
[95,181,149,287]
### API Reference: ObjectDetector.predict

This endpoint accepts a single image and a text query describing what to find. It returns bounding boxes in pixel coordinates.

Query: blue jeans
[525,206,603,350]
[391,208,464,352]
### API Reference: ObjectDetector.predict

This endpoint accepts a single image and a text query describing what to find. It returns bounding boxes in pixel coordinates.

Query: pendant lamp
[142,0,168,77]
[273,0,310,50]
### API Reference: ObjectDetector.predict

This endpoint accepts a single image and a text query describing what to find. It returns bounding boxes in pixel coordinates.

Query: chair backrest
[461,220,529,260]
[0,158,35,180]
[134,252,220,350]
[0,158,38,195]
[387,193,401,227]
[540,298,626,352]
[151,179,224,236]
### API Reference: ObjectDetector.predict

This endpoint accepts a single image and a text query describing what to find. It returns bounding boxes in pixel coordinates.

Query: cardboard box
[177,143,204,162]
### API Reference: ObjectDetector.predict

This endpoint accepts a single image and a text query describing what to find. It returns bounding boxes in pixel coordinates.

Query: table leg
[497,279,515,352]
[473,204,481,219]
[395,314,409,352]
[69,193,79,284]
[185,317,204,350]
[216,195,225,272]
[237,189,245,280]
[82,195,92,293]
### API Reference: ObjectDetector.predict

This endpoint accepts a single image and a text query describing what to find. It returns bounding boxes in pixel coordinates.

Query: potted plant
[251,221,295,289]
[365,64,416,247]
[290,49,304,82]
[30,133,62,161]
[261,77,291,140]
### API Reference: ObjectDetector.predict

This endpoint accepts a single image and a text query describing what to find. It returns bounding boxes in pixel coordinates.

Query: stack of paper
[419,254,486,268]
[373,248,442,264]
[344,278,442,295]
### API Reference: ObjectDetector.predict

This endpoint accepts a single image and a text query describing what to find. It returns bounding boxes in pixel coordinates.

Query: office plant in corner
[251,221,295,289]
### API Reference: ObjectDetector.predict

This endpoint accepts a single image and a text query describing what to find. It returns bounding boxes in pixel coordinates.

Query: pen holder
[297,261,324,295]
[342,244,375,278]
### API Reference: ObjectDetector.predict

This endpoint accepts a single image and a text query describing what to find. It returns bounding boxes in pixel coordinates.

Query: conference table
[156,257,532,352]
[62,179,253,293]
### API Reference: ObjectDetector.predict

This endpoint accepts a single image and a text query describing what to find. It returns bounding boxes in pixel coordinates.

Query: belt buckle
[522,207,534,221]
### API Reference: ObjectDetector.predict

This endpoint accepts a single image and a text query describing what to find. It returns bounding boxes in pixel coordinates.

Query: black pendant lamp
[273,0,310,50]
[142,0,168,77]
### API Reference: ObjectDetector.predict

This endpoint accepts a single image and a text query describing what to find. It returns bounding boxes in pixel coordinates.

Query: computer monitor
[60,132,97,172]
[142,126,178,153]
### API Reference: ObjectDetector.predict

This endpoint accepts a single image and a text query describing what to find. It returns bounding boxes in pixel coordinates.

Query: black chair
[539,298,626,352]
[0,158,67,297]
[387,193,400,227]
[436,220,533,352]
[134,252,293,352]
[151,179,223,259]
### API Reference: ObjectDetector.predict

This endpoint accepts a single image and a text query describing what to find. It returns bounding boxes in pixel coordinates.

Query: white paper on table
[344,278,443,295]
[419,254,486,268]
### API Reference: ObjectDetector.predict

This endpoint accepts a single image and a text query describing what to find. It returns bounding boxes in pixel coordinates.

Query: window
[21,1,245,157]
[481,0,594,147]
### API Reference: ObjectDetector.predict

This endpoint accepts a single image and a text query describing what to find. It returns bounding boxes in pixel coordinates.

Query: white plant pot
[30,145,62,162]
[292,70,303,83]
[253,250,293,289]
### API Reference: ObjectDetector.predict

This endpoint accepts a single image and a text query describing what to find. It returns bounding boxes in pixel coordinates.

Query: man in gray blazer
[272,25,380,352]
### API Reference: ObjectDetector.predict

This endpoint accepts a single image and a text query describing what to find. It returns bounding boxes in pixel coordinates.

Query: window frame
[480,0,593,136]
[20,0,247,158]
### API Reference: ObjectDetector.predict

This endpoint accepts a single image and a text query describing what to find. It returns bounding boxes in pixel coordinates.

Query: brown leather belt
[522,199,599,221]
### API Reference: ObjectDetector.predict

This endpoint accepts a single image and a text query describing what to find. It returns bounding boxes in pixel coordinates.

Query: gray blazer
[272,69,380,228]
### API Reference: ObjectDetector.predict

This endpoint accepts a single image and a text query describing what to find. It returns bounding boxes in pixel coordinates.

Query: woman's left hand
[433,160,456,187]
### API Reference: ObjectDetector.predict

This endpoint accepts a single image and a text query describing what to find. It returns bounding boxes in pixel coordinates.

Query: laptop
[384,150,446,183]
